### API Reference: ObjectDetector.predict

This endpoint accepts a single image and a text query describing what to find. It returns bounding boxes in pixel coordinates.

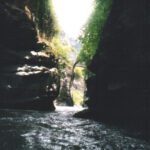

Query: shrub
[72,90,84,106]
[77,0,112,66]
[74,67,84,79]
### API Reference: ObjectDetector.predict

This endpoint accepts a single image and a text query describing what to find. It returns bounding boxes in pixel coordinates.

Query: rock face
[56,68,73,106]
[0,0,60,111]
[86,0,150,127]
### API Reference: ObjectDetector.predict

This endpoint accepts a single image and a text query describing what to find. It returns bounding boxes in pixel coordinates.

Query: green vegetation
[51,37,71,63]
[37,0,78,69]
[35,0,59,40]
[74,67,84,79]
[42,37,72,71]
[72,90,84,106]
[77,0,112,66]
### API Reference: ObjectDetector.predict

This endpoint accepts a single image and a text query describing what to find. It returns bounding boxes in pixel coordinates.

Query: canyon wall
[0,0,60,111]
[86,0,150,127]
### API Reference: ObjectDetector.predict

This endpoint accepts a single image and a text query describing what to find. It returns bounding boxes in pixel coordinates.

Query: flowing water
[0,106,150,150]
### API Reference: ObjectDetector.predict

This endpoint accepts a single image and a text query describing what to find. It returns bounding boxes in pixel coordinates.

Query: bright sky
[52,0,93,39]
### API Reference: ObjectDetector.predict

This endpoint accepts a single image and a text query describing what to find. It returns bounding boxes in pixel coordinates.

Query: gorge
[0,0,150,149]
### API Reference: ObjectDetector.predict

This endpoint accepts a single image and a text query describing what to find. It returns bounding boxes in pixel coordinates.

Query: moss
[77,0,112,66]
[30,0,59,40]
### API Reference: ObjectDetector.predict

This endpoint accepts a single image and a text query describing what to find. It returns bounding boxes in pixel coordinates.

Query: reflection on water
[0,106,150,150]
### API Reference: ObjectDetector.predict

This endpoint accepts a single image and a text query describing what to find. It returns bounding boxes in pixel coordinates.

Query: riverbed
[0,106,150,150]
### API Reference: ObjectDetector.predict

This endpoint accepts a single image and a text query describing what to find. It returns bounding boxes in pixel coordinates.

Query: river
[0,106,150,150]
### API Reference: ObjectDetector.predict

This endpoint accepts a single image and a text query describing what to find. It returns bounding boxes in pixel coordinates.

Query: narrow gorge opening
[51,0,94,107]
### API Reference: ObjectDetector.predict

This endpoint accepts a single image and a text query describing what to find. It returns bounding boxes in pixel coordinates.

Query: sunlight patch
[52,0,93,39]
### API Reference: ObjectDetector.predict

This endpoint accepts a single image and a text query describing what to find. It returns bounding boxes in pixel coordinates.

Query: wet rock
[56,68,73,106]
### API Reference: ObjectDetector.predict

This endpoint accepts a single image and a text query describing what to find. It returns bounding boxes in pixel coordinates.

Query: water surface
[0,106,150,150]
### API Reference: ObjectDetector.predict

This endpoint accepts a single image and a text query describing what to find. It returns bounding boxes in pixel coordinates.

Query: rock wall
[86,0,150,127]
[56,68,73,106]
[0,0,60,111]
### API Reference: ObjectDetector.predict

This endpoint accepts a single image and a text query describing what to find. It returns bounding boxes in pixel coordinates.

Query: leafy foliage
[74,67,84,79]
[77,0,112,65]
[43,37,71,71]
[51,37,71,63]
[72,90,84,106]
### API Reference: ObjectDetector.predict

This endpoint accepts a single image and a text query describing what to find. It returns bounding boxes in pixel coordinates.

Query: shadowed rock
[0,0,60,111]
[84,0,150,130]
